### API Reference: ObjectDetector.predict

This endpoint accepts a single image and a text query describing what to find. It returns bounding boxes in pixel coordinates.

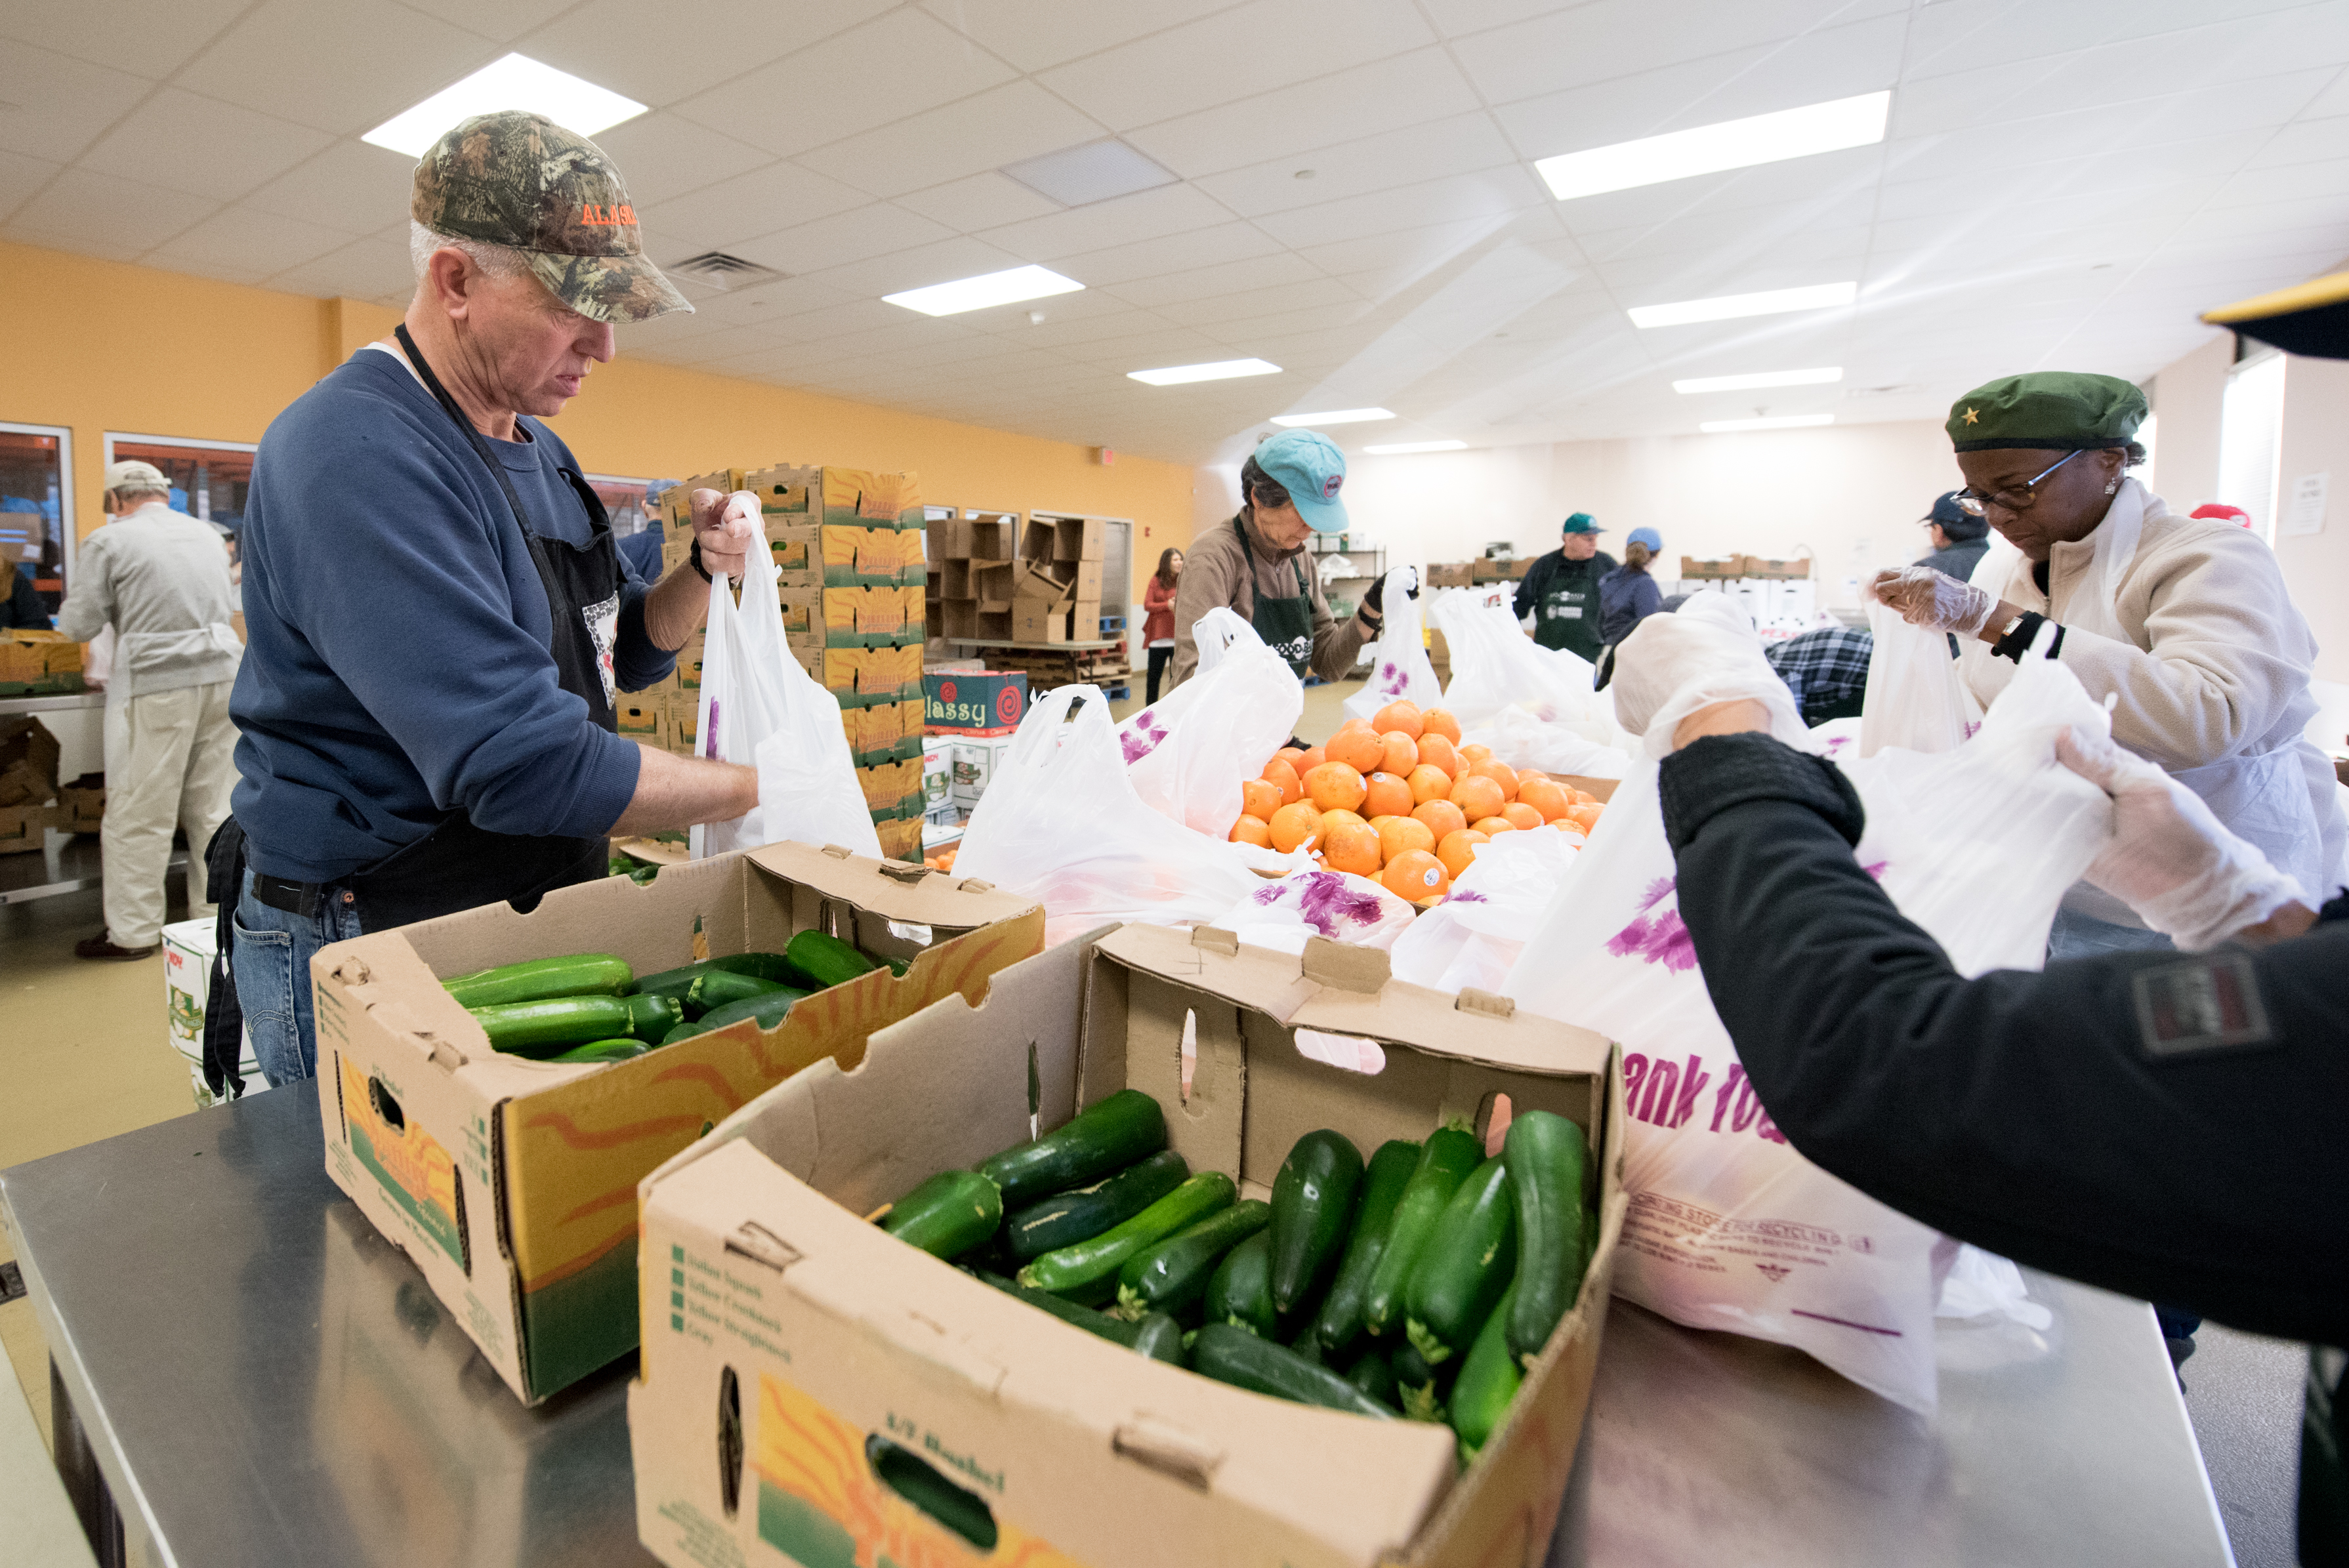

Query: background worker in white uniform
[53,459,241,959]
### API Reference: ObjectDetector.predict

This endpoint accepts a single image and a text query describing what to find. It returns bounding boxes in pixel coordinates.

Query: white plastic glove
[1869,565,1998,638]
[2054,728,2310,950]
[1610,592,1808,758]
[689,487,762,581]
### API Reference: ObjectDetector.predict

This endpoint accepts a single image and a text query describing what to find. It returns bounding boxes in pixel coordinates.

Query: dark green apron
[1236,514,1317,676]
[1535,554,1605,663]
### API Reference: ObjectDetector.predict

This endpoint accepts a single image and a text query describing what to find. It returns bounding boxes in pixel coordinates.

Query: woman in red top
[1143,547,1183,701]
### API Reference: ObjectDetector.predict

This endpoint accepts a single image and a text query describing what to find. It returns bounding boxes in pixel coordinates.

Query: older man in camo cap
[221,111,766,1089]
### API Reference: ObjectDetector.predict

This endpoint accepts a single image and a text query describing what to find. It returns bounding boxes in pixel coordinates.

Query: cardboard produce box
[1741,554,1810,580]
[0,714,61,806]
[161,917,262,1109]
[628,924,1624,1568]
[924,669,1026,736]
[0,630,84,695]
[58,775,104,833]
[1679,555,1744,580]
[614,696,664,741]
[0,801,60,853]
[313,843,1043,1405]
[1423,562,1476,588]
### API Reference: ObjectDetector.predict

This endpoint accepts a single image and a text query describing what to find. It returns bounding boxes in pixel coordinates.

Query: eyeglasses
[1953,450,2080,516]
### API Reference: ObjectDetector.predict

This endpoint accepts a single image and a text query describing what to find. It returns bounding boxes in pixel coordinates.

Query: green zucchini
[880,1170,1003,1259]
[625,993,683,1042]
[1313,1139,1421,1354]
[1449,1283,1523,1463]
[1288,1320,1325,1366]
[1362,1125,1482,1337]
[1016,1171,1233,1297]
[1503,1110,1591,1367]
[1404,1155,1516,1365]
[683,969,787,1017]
[444,953,632,1009]
[470,995,635,1058]
[1344,1346,1399,1409]
[1113,1199,1270,1321]
[1190,1324,1395,1419]
[1268,1130,1364,1315]
[1003,1150,1189,1263]
[982,1088,1167,1210]
[628,953,800,1008]
[665,985,810,1043]
[1392,1338,1449,1423]
[787,929,876,989]
[974,1271,1185,1366]
[1205,1229,1276,1337]
[546,1037,650,1064]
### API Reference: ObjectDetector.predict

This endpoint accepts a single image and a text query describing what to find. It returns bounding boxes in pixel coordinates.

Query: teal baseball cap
[1253,429,1350,533]
[1560,512,1602,533]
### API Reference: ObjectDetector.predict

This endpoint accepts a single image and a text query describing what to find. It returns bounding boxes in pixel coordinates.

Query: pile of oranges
[1229,699,1606,903]
[923,844,959,873]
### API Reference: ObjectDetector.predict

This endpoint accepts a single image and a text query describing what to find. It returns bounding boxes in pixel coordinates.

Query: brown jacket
[1166,514,1374,690]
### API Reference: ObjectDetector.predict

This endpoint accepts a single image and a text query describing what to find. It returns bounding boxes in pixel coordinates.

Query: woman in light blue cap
[1594,526,1664,688]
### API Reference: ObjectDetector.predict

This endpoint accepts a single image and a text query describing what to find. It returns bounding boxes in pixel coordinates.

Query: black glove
[1363,571,1388,617]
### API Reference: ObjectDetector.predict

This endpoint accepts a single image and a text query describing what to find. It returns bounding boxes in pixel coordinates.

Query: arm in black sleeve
[1513,558,1544,619]
[1660,732,2349,1347]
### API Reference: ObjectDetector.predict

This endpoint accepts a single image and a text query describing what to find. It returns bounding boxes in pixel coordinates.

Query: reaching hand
[1610,592,1804,758]
[2055,728,2310,949]
[1869,565,1999,638]
[690,488,761,581]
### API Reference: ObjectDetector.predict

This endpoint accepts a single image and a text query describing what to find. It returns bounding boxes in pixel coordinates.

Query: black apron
[1234,514,1317,676]
[1533,552,1606,663]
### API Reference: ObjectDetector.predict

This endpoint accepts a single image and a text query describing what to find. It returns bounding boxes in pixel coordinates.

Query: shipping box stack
[0,715,62,854]
[927,507,1022,644]
[0,629,85,696]
[1677,554,1817,637]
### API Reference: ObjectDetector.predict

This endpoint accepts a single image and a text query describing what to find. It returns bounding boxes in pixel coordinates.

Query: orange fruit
[1436,828,1488,878]
[1379,731,1419,776]
[1378,815,1436,863]
[1304,761,1369,813]
[1299,746,1327,772]
[1460,743,1493,765]
[1470,759,1520,800]
[1320,808,1367,836]
[1323,821,1383,876]
[1230,814,1273,847]
[1517,778,1571,823]
[1262,758,1302,805]
[1413,798,1468,840]
[1372,700,1424,739]
[1500,801,1543,831]
[1382,849,1449,900]
[1448,774,1505,822]
[1470,815,1517,836]
[1416,733,1461,779]
[1420,707,1463,743]
[1274,745,1307,767]
[1565,802,1604,833]
[1405,763,1452,804]
[1241,778,1283,821]
[1325,728,1385,774]
[1362,770,1415,819]
[1269,800,1325,854]
[1514,767,1548,784]
[1568,787,1600,806]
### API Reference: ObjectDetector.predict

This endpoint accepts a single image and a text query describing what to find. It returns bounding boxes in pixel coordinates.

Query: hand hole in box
[1292,1029,1386,1076]
[367,1076,405,1135]
[1178,1008,1195,1109]
[1476,1089,1514,1157]
[863,1435,999,1552]
[718,1367,744,1519]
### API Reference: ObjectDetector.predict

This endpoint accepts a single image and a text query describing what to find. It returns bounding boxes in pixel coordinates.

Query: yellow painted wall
[0,239,1196,608]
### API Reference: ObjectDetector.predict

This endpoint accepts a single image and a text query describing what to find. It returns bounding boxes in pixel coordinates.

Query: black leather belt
[251,872,335,919]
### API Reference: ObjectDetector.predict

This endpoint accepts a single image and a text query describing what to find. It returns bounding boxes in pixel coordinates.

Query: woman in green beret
[1871,370,2346,958]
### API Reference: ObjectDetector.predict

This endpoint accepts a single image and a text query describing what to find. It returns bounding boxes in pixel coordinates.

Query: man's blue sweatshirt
[231,348,672,883]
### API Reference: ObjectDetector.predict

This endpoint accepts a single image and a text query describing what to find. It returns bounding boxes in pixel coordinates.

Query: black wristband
[689,538,713,583]
[1991,610,2052,663]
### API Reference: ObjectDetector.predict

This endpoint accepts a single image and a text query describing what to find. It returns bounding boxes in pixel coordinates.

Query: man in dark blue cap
[1917,490,1991,583]
[1515,512,1616,665]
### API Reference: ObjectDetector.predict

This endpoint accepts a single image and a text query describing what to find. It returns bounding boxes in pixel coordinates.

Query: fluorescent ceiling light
[1673,367,1844,394]
[1363,440,1468,455]
[363,54,646,157]
[1700,414,1835,434]
[1128,358,1281,386]
[1271,408,1395,426]
[884,265,1084,317]
[1535,91,1891,201]
[1630,281,1856,329]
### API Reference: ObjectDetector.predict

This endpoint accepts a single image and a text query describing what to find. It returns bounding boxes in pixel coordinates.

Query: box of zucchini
[310,840,1042,1407]
[627,920,1623,1568]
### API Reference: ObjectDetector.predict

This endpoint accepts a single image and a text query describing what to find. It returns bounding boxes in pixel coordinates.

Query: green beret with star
[1945,372,2148,453]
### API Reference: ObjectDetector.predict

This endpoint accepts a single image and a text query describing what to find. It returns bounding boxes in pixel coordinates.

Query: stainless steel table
[4,1086,2232,1568]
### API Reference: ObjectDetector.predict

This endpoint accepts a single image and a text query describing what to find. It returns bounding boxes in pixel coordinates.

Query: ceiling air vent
[668,252,785,291]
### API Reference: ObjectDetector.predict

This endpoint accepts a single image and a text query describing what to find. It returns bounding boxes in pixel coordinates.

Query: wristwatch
[1989,609,2026,644]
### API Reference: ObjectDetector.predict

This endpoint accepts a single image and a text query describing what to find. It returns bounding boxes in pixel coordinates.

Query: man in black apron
[1165,429,1386,691]
[216,112,762,1091]
[1514,513,1617,665]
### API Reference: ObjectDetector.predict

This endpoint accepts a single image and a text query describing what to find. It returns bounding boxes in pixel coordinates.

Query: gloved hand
[2055,728,2310,949]
[1610,592,1807,758]
[1362,566,1419,619]
[690,487,762,581]
[1869,565,1999,638]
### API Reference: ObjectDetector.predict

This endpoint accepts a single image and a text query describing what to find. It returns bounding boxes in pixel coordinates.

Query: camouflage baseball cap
[411,110,690,325]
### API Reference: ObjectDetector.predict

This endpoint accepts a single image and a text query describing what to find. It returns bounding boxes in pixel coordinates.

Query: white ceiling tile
[1037,0,1437,132]
[672,9,1014,159]
[800,234,1031,300]
[976,304,1166,350]
[1424,0,1588,38]
[1455,0,1903,108]
[1152,275,1364,328]
[394,0,577,43]
[1193,113,1519,219]
[1907,0,2342,83]
[1047,220,1284,287]
[5,167,218,255]
[636,161,873,257]
[893,171,1064,232]
[175,0,503,138]
[523,0,900,108]
[2243,113,2349,169]
[2207,156,2349,209]
[0,222,146,264]
[260,230,417,301]
[917,0,1241,74]
[0,43,158,165]
[1121,47,1486,178]
[730,202,954,276]
[0,0,251,81]
[146,205,357,286]
[0,150,61,224]
[77,89,333,205]
[588,115,776,209]
[1106,251,1323,308]
[1293,216,1516,299]
[793,81,1108,199]
[1251,168,1546,251]
[978,181,1236,262]
[238,140,419,237]
[1058,325,1236,365]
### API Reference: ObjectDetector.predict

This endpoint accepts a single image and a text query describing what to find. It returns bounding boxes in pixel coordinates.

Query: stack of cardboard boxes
[0,715,62,854]
[927,508,1019,642]
[931,512,1107,646]
[0,629,84,695]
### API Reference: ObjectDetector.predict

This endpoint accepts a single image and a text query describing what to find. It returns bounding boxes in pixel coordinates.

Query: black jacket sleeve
[1513,554,1549,619]
[1659,732,2349,1348]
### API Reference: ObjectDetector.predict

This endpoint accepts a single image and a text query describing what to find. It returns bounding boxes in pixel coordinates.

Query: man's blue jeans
[231,869,362,1088]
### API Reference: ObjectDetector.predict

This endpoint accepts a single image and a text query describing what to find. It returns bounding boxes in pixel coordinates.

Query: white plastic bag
[1390,825,1587,993]
[1501,648,2113,1413]
[1860,600,1980,756]
[1430,592,1611,741]
[956,684,1292,945]
[1119,608,1300,836]
[692,529,881,859]
[1474,705,1633,780]
[1205,867,1417,957]
[1342,566,1441,723]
